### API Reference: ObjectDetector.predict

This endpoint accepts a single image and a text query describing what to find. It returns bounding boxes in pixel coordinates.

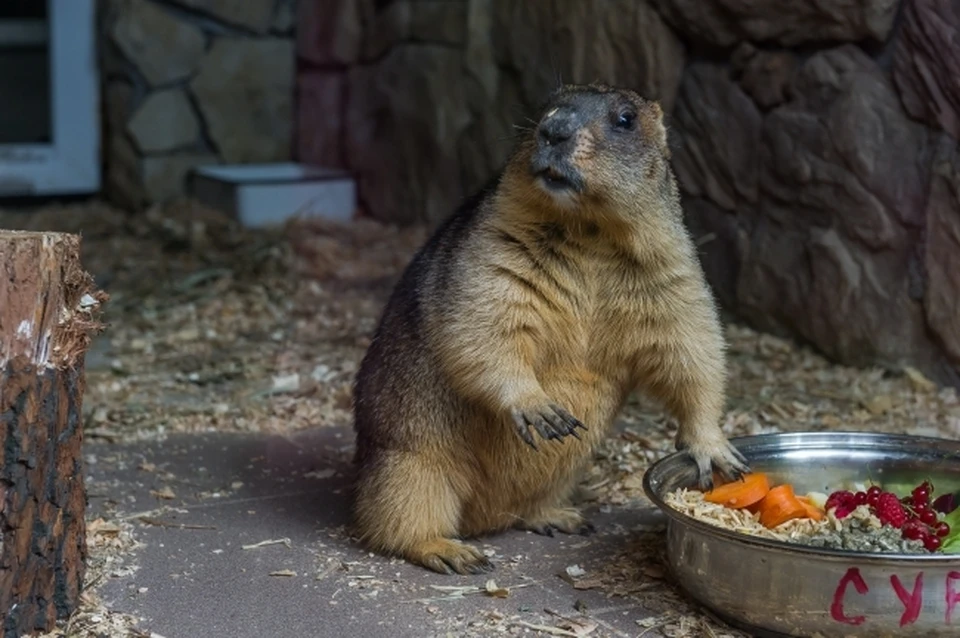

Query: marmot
[351,83,748,575]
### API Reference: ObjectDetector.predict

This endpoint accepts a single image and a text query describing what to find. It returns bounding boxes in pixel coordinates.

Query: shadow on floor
[85,427,676,638]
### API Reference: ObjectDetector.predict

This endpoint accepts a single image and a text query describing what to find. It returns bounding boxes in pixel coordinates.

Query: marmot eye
[615,111,636,130]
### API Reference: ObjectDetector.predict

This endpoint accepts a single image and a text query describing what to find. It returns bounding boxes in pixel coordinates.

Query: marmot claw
[511,403,587,449]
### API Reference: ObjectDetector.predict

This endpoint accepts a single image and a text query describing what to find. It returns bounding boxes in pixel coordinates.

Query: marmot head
[503,83,673,215]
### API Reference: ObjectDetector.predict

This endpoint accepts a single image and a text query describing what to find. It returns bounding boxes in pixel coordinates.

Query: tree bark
[0,230,107,636]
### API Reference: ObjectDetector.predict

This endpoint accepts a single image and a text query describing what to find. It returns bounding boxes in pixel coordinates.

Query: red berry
[854,491,868,506]
[904,524,924,541]
[834,505,854,519]
[867,494,880,507]
[935,522,951,537]
[867,486,883,498]
[826,490,855,512]
[920,509,938,525]
[913,486,930,505]
[924,535,942,552]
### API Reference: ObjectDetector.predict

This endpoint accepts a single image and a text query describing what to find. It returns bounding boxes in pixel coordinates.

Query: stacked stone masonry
[100,0,296,210]
[292,0,960,389]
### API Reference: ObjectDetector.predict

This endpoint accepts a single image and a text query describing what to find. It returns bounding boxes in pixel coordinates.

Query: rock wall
[99,0,296,210]
[297,0,960,388]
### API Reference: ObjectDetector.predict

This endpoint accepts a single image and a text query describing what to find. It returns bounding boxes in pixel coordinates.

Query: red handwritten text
[831,568,960,627]
[891,573,923,627]
[831,567,869,625]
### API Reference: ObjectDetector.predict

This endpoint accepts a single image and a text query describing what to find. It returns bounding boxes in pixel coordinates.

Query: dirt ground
[2,198,959,637]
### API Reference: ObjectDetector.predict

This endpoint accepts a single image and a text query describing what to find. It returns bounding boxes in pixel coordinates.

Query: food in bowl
[663,472,960,555]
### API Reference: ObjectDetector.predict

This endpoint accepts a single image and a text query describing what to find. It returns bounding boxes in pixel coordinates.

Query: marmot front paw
[676,431,750,490]
[510,403,587,449]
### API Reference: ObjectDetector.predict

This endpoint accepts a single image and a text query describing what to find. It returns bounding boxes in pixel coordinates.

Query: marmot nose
[538,109,577,146]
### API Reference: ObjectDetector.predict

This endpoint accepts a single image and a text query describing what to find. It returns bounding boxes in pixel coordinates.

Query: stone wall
[296,0,960,388]
[99,0,296,210]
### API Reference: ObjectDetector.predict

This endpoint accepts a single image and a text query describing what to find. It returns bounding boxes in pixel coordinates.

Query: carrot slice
[797,495,825,522]
[757,484,808,528]
[703,473,770,509]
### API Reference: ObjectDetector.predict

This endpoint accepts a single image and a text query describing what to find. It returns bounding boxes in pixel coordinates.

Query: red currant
[867,494,880,507]
[903,524,925,541]
[854,491,868,506]
[920,509,938,526]
[867,486,883,499]
[935,522,951,537]
[924,535,942,551]
[914,480,932,499]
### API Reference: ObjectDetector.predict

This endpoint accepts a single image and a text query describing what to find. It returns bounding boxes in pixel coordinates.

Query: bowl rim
[642,430,960,563]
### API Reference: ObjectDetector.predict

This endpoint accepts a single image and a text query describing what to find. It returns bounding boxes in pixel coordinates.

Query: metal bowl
[643,432,960,638]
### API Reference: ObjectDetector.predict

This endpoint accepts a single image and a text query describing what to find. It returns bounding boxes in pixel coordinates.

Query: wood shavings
[565,564,586,578]
[484,579,510,598]
[544,609,599,637]
[242,538,293,550]
[509,620,582,637]
[663,489,823,542]
[137,517,217,531]
[87,518,122,538]
[411,581,533,603]
[905,366,937,393]
[148,486,176,500]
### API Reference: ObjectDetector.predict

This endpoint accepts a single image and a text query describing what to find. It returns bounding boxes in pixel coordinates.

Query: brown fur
[350,83,748,575]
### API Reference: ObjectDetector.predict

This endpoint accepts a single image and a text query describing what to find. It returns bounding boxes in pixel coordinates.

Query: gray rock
[670,64,761,312]
[671,64,761,212]
[924,135,960,368]
[654,0,900,48]
[682,196,749,312]
[552,0,685,113]
[297,0,364,65]
[167,0,275,33]
[190,38,294,163]
[345,45,471,225]
[110,0,205,87]
[457,72,523,196]
[731,43,797,110]
[127,89,200,153]
[739,45,934,372]
[104,80,135,134]
[103,81,146,210]
[464,0,498,103]
[893,0,960,140]
[271,0,296,34]
[364,1,468,61]
[491,0,558,109]
[493,0,685,113]
[105,92,149,212]
[142,153,219,202]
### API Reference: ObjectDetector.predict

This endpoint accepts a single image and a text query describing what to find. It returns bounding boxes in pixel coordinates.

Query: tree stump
[0,230,107,636]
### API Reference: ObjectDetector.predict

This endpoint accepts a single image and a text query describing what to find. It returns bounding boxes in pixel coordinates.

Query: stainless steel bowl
[643,432,960,637]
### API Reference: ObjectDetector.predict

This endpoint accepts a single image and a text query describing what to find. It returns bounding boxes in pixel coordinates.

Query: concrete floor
[85,428,680,638]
